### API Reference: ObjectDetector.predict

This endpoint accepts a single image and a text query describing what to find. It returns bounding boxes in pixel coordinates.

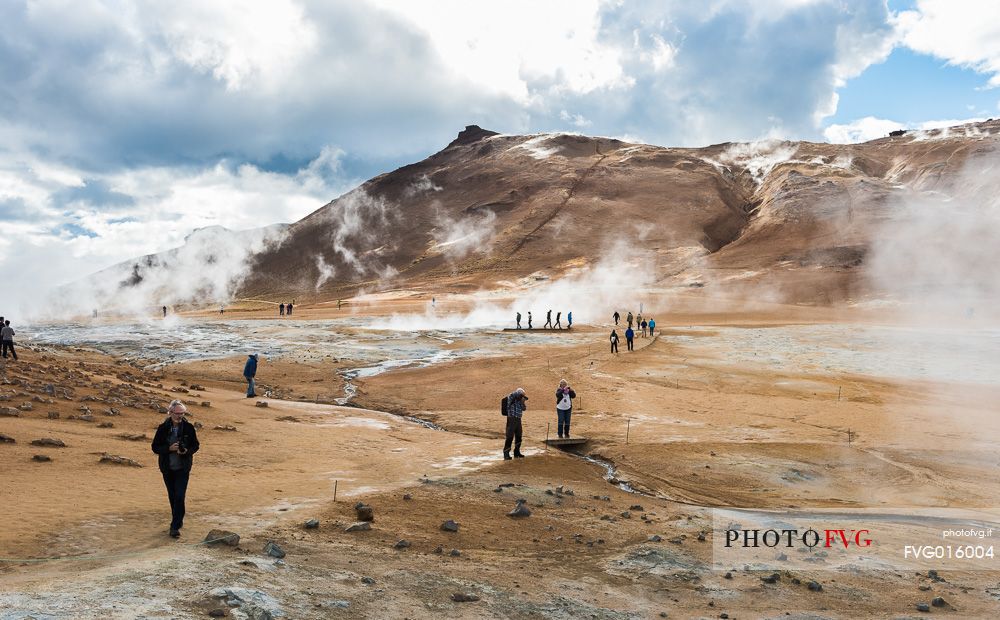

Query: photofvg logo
[712,509,1000,572]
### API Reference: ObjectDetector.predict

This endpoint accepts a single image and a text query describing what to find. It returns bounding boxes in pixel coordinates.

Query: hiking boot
[513,451,525,458]
[503,453,512,460]
[169,529,180,538]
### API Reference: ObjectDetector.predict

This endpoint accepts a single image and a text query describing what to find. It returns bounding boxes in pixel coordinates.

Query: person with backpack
[625,326,635,351]
[1,320,16,360]
[610,329,619,353]
[640,318,648,337]
[613,311,620,325]
[554,311,562,329]
[626,312,633,329]
[516,312,522,329]
[151,400,200,538]
[243,354,259,398]
[555,379,576,438]
[502,388,528,460]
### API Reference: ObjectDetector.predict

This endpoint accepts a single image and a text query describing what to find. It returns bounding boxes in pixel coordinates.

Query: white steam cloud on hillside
[33,224,288,320]
[430,207,497,260]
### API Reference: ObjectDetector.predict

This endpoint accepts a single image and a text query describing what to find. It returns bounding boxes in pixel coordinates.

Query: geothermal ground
[2,292,1000,619]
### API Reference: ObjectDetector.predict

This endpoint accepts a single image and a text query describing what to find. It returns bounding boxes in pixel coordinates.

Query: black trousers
[162,468,190,531]
[503,416,523,454]
[1,341,15,360]
[611,340,618,353]
[626,338,634,351]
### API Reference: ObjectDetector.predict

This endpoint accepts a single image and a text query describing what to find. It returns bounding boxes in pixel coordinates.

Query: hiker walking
[503,388,528,460]
[554,312,562,329]
[626,312,633,329]
[640,318,648,337]
[151,400,200,538]
[544,309,552,329]
[648,318,655,337]
[1,320,16,360]
[567,311,573,329]
[528,311,533,329]
[625,326,635,351]
[286,302,293,316]
[279,303,285,316]
[243,354,259,398]
[516,312,522,329]
[610,329,619,353]
[162,306,167,318]
[555,379,576,438]
[613,311,620,325]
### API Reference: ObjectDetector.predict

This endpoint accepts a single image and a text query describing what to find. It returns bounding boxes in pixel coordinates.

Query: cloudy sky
[2,0,998,302]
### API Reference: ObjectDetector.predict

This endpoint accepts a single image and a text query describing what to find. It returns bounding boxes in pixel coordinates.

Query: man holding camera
[151,400,200,538]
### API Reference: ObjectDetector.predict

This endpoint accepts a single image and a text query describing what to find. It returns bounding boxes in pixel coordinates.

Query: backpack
[501,396,509,416]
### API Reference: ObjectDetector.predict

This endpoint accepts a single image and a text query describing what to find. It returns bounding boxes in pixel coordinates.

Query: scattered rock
[508,499,531,518]
[724,572,733,580]
[99,453,142,467]
[263,541,286,558]
[275,416,298,422]
[620,511,632,519]
[19,402,33,411]
[201,401,211,407]
[648,535,662,542]
[0,407,20,417]
[105,408,120,416]
[761,573,780,584]
[361,576,375,585]
[255,401,268,408]
[403,493,412,500]
[345,522,371,532]
[47,411,59,419]
[916,602,930,612]
[928,569,944,582]
[208,609,227,617]
[355,503,374,522]
[118,433,147,441]
[214,425,237,431]
[78,414,94,422]
[190,384,205,391]
[449,549,461,557]
[931,597,946,607]
[31,438,66,447]
[393,539,411,549]
[204,529,240,546]
[451,593,480,603]
[441,519,459,532]
[97,422,114,428]
[697,532,707,542]
[303,519,320,529]
[0,433,15,443]
[630,504,644,511]
[433,545,444,554]
[808,580,823,592]
[32,454,52,462]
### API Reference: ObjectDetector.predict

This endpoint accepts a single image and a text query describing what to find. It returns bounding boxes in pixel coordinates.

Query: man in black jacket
[151,400,200,538]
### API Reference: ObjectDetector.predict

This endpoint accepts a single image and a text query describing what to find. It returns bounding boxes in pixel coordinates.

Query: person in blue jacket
[625,326,635,351]
[243,354,259,398]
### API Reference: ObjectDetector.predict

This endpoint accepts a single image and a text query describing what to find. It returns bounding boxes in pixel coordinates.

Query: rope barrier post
[334,480,338,502]
[626,418,630,445]
[545,423,550,450]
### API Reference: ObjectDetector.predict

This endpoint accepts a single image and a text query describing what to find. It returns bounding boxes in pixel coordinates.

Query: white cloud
[896,0,1000,87]
[823,116,987,144]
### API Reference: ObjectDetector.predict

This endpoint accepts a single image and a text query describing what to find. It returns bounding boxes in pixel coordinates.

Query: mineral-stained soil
[2,297,1000,618]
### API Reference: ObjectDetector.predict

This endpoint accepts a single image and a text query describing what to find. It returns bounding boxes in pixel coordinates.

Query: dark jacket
[555,388,576,406]
[243,355,258,377]
[151,418,200,473]
[625,327,635,340]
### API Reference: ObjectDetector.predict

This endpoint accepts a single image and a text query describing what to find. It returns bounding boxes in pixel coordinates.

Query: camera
[177,438,187,454]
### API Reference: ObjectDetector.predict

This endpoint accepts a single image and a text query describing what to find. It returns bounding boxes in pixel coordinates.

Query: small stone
[201,401,211,407]
[433,545,444,554]
[203,529,240,546]
[0,433,15,443]
[403,494,412,500]
[648,535,662,542]
[99,453,142,467]
[441,520,459,532]
[31,438,66,447]
[761,573,780,584]
[776,552,788,561]
[345,522,371,532]
[355,503,374,522]
[32,454,52,462]
[451,593,480,603]
[393,539,411,549]
[808,580,822,592]
[78,414,94,422]
[508,500,531,518]
[0,406,20,417]
[303,519,320,529]
[931,597,946,607]
[47,411,60,419]
[449,548,461,557]
[697,532,707,542]
[263,540,285,558]
[208,609,227,617]
[255,401,268,408]
[213,425,237,431]
[361,576,375,585]
[724,572,732,580]
[630,504,644,511]
[916,602,930,612]
[97,422,114,428]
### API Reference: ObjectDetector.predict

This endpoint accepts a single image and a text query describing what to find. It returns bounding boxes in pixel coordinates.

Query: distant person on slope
[626,312,633,329]
[567,311,573,329]
[286,302,293,316]
[648,318,655,337]
[555,311,562,329]
[243,354,259,398]
[528,311,533,329]
[516,312,522,329]
[544,309,552,329]
[625,326,635,351]
[613,311,620,325]
[640,319,648,337]
[610,329,619,353]
[151,400,199,538]
[555,379,576,438]
[279,303,285,316]
[162,306,167,318]
[503,388,528,460]
[1,320,16,360]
